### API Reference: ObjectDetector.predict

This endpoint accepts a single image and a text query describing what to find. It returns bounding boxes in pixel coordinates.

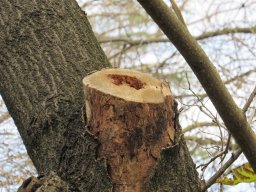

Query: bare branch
[170,0,187,27]
[202,149,242,192]
[185,135,238,150]
[176,69,256,99]
[243,85,256,113]
[182,122,224,133]
[98,26,256,45]
[0,112,10,124]
[196,26,256,40]
[202,84,256,190]
[137,0,256,171]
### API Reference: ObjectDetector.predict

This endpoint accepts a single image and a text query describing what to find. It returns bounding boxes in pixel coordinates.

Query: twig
[170,0,187,27]
[243,85,256,113]
[202,149,242,192]
[202,85,256,191]
[182,122,224,133]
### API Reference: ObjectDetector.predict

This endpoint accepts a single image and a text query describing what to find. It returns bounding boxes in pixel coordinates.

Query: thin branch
[196,26,256,40]
[176,69,255,99]
[202,149,242,192]
[98,26,256,45]
[224,69,256,85]
[185,135,238,150]
[182,122,222,133]
[202,85,256,190]
[170,0,186,27]
[99,38,169,45]
[108,44,134,60]
[0,112,10,124]
[243,85,256,113]
[197,134,232,182]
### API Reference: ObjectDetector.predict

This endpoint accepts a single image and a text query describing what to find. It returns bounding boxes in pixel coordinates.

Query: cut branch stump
[83,68,176,192]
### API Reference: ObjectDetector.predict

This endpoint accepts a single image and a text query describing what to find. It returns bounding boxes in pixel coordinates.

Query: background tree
[1,0,256,191]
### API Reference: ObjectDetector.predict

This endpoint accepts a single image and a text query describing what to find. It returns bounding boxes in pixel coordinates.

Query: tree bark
[0,0,112,191]
[0,1,201,191]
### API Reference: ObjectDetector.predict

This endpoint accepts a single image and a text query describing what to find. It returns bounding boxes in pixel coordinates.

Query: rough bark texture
[18,172,69,192]
[0,0,112,191]
[149,139,202,192]
[0,1,201,191]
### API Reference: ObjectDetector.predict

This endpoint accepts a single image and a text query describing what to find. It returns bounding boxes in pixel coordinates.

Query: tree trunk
[0,1,201,191]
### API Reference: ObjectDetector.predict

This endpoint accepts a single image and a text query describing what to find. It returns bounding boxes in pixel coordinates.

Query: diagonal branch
[137,0,256,172]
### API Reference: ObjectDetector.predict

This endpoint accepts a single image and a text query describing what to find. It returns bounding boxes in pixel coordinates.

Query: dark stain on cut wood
[108,74,145,90]
[127,127,143,158]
